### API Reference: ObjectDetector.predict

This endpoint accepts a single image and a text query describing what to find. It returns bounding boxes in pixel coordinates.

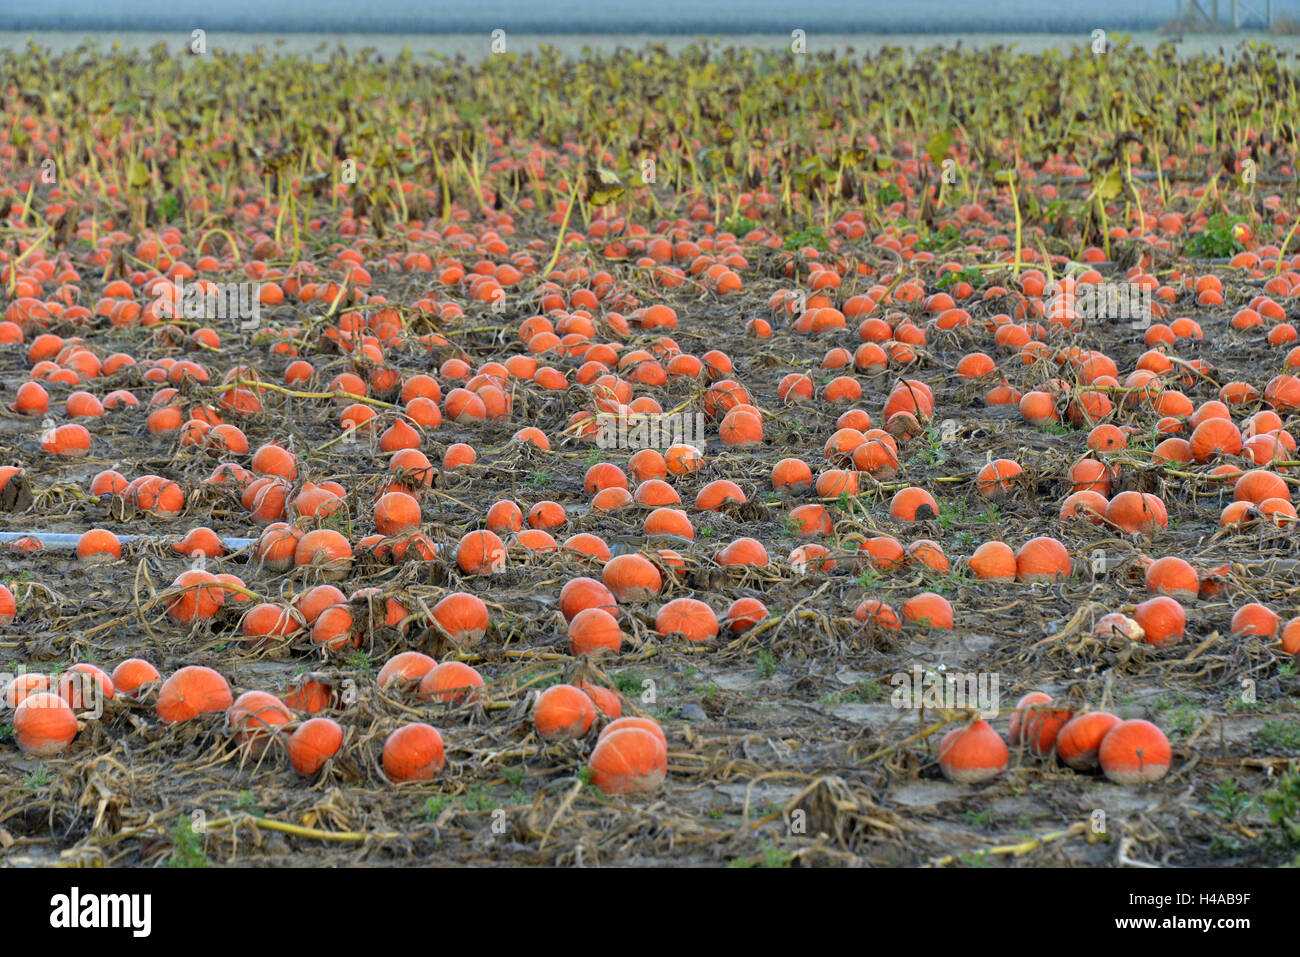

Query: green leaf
[1094,167,1123,201]
[924,130,952,165]
[876,183,903,206]
[782,228,829,252]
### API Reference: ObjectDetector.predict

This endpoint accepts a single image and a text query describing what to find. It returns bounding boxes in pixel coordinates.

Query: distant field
[2,29,1300,59]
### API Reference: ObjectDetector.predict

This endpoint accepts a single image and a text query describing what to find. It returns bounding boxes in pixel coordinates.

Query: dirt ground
[0,37,1298,869]
[0,259,1295,869]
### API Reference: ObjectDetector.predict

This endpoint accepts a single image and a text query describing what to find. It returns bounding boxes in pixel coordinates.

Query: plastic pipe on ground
[0,531,257,551]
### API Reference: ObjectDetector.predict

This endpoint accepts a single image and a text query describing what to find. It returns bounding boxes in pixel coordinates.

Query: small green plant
[424,795,452,820]
[760,844,794,868]
[1161,703,1200,740]
[845,680,883,703]
[875,183,904,206]
[782,227,830,252]
[1259,769,1300,861]
[692,682,719,701]
[526,468,554,487]
[1184,212,1246,259]
[756,649,778,679]
[458,786,502,812]
[936,498,967,529]
[165,817,209,868]
[1208,833,1243,858]
[916,428,949,468]
[820,680,883,705]
[724,215,758,236]
[1259,719,1300,752]
[318,505,353,536]
[855,568,881,590]
[963,808,992,827]
[346,651,374,677]
[0,721,11,741]
[730,842,794,868]
[935,264,985,290]
[1207,778,1252,821]
[915,224,961,251]
[1227,696,1265,715]
[158,193,182,221]
[23,764,49,790]
[613,669,646,696]
[223,790,266,818]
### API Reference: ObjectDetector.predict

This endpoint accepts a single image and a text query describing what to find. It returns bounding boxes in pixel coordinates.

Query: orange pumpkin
[227,690,292,746]
[588,726,668,794]
[288,717,345,776]
[1144,556,1199,601]
[418,661,485,706]
[431,592,490,647]
[901,592,953,630]
[968,541,1017,582]
[377,651,438,691]
[568,607,623,656]
[938,720,1008,784]
[654,598,719,642]
[383,723,446,781]
[1098,719,1171,785]
[1015,536,1071,583]
[110,658,160,697]
[1009,691,1053,746]
[14,692,78,756]
[156,666,233,723]
[1056,712,1122,772]
[559,577,618,622]
[602,554,663,601]
[533,684,596,741]
[1133,596,1185,648]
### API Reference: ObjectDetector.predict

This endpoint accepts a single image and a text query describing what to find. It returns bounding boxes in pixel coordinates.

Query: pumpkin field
[0,34,1297,868]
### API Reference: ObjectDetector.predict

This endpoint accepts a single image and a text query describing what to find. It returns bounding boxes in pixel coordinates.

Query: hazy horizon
[4,0,1294,34]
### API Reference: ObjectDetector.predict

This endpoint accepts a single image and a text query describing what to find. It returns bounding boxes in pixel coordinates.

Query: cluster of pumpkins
[938,692,1172,786]
[4,649,668,794]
